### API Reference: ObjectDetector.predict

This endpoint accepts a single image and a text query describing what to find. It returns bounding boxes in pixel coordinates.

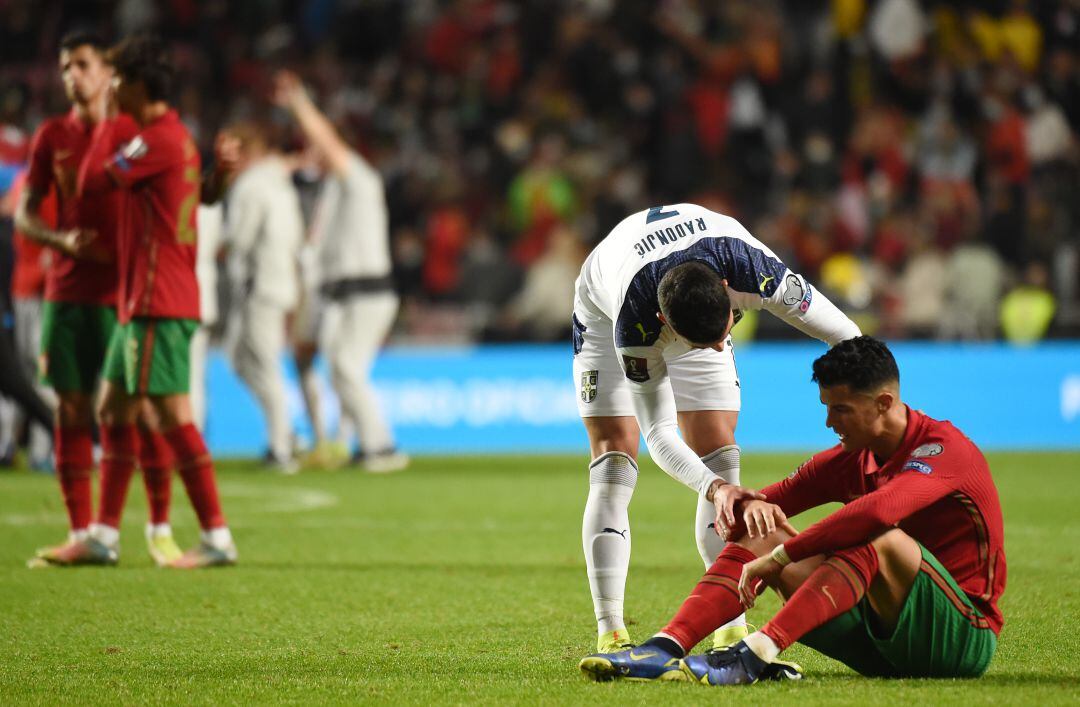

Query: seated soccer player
[579,336,1005,684]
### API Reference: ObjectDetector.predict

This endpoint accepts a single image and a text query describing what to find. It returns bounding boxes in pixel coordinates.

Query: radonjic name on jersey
[614,210,789,349]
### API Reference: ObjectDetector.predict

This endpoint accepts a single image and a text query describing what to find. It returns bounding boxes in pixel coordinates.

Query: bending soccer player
[580,336,1005,684]
[574,203,859,652]
[65,35,236,568]
[16,31,181,567]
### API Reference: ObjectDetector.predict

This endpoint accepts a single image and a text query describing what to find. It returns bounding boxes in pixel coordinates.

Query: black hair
[657,261,732,345]
[108,35,174,102]
[812,336,900,392]
[59,29,107,54]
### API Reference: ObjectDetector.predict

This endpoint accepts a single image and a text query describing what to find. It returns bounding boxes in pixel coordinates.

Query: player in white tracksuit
[272,70,406,473]
[222,140,303,469]
[573,203,860,653]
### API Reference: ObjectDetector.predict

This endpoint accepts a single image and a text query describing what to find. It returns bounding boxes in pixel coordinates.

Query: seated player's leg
[574,308,640,653]
[139,318,236,568]
[670,343,748,649]
[780,530,997,679]
[580,523,803,682]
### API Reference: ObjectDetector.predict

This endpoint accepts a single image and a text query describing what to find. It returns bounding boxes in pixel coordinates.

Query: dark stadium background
[2,0,1078,346]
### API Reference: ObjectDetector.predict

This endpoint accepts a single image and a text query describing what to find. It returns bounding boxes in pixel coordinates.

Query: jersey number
[176,166,199,244]
[646,206,680,223]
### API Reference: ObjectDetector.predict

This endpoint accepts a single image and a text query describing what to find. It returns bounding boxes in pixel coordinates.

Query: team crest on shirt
[122,136,148,160]
[622,355,649,383]
[580,370,598,404]
[911,443,944,458]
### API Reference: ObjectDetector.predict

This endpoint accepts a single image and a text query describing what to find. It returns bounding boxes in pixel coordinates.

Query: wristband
[770,544,792,567]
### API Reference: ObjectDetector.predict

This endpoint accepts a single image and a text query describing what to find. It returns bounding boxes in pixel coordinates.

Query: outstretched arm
[272,71,353,178]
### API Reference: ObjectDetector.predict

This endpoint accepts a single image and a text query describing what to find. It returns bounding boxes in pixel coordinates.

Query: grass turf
[1,452,1078,705]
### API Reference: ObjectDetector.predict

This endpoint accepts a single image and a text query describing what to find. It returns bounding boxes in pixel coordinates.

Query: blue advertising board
[202,342,1080,455]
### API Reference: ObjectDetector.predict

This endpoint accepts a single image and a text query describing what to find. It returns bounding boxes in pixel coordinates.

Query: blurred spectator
[1000,261,1056,344]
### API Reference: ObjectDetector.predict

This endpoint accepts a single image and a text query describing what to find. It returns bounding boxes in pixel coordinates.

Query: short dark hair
[60,29,107,54]
[108,35,174,102]
[657,261,732,345]
[812,336,900,392]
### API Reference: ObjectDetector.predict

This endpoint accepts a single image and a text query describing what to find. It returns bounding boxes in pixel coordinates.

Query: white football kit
[573,203,860,495]
[573,203,860,647]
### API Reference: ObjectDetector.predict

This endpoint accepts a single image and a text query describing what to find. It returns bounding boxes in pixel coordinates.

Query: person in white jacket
[221,123,303,471]
[271,71,406,473]
[573,203,861,654]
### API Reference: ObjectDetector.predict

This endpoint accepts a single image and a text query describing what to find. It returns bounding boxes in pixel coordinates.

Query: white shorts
[572,308,741,418]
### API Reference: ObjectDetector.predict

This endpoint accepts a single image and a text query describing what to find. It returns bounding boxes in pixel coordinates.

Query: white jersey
[574,203,860,496]
[310,153,391,284]
[224,156,303,309]
[195,203,223,325]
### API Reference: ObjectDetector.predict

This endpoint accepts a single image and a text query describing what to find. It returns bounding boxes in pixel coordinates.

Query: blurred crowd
[2,0,1079,343]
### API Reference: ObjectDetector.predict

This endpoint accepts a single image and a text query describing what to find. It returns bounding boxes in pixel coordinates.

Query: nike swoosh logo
[629,651,658,661]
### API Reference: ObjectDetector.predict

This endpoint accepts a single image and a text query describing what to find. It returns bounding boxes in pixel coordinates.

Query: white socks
[90,523,120,548]
[745,631,781,662]
[698,445,747,633]
[201,526,234,550]
[583,451,638,635]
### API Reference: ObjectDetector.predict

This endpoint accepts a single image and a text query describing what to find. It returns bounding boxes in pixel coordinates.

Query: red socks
[54,425,95,532]
[662,543,757,650]
[166,423,225,529]
[138,428,173,525]
[762,544,880,650]
[96,425,139,530]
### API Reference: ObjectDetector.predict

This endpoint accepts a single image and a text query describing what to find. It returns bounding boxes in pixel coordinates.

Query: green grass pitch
[2,452,1078,704]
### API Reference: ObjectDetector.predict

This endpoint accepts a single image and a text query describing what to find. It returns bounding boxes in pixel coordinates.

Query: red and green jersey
[81,109,200,323]
[762,407,1006,634]
[25,110,137,305]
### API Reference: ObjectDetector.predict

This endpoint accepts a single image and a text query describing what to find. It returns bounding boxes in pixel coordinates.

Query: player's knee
[870,529,921,567]
[589,451,638,488]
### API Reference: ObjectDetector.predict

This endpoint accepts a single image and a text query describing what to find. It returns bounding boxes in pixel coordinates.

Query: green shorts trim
[40,301,118,393]
[799,544,997,678]
[102,318,198,395]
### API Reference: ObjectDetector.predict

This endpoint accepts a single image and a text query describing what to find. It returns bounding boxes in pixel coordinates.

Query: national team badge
[911,443,944,458]
[580,370,598,404]
[622,355,650,383]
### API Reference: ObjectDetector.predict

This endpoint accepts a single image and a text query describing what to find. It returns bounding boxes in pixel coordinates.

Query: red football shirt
[25,110,137,305]
[762,407,1006,634]
[8,169,56,299]
[81,109,200,323]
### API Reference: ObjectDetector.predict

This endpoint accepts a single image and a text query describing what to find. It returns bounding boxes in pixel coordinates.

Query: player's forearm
[631,387,716,497]
[765,274,861,346]
[287,91,352,176]
[14,193,65,248]
[783,477,950,561]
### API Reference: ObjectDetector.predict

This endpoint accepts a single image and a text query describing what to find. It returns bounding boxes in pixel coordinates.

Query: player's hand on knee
[742,500,795,540]
[709,482,766,539]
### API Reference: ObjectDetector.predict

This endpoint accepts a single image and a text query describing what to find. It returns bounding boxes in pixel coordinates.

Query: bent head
[812,336,901,452]
[107,35,174,115]
[59,31,111,106]
[657,261,733,350]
